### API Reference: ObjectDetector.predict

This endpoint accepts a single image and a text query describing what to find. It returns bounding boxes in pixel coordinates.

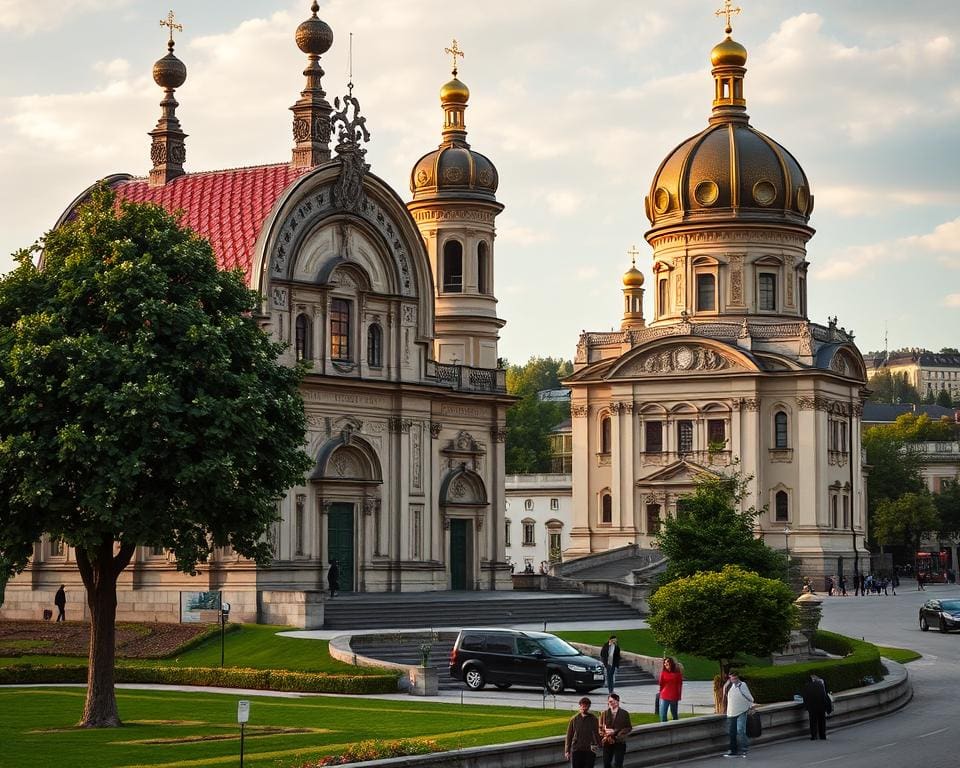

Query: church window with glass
[600,493,612,524]
[678,420,694,453]
[645,420,663,453]
[443,240,463,292]
[758,272,777,311]
[775,490,788,522]
[600,415,612,454]
[367,323,382,368]
[295,313,312,361]
[330,299,351,361]
[477,241,489,294]
[696,273,716,311]
[774,411,789,449]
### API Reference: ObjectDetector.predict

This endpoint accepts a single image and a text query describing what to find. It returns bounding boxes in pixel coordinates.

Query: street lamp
[783,524,791,555]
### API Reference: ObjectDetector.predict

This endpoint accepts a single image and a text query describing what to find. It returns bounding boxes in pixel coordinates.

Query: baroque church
[1,4,513,625]
[563,12,870,579]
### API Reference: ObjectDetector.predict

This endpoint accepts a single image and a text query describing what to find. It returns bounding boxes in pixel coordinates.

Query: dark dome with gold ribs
[645,30,813,233]
[410,71,498,203]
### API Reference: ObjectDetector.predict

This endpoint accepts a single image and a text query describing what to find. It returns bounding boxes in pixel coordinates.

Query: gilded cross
[160,10,183,44]
[444,39,465,76]
[715,0,741,33]
[627,244,640,265]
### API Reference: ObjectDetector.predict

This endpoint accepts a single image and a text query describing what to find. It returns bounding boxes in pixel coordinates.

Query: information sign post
[237,699,249,767]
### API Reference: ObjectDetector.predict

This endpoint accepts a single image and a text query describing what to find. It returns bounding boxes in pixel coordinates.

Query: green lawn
[0,625,385,676]
[555,629,769,680]
[0,686,582,768]
[876,646,922,664]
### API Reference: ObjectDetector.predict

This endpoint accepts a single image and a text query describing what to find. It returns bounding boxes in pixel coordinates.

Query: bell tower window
[443,240,463,293]
[696,273,716,312]
[658,278,668,317]
[758,273,777,311]
[478,241,489,294]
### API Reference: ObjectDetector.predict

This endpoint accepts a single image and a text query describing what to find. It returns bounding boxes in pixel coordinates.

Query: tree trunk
[75,539,135,728]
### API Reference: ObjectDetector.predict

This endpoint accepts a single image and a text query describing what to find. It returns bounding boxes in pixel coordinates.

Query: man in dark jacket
[600,635,621,694]
[327,560,340,598]
[564,696,600,767]
[801,672,831,740]
[54,585,66,622]
[600,693,632,768]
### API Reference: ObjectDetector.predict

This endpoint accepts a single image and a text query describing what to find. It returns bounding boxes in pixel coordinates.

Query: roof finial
[627,243,640,268]
[347,32,354,96]
[445,38,464,77]
[290,1,334,168]
[715,0,742,35]
[149,10,188,186]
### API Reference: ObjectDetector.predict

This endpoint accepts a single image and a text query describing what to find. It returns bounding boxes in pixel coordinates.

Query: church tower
[407,42,505,369]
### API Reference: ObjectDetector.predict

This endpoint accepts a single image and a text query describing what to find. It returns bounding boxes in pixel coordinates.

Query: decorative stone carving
[402,305,416,324]
[623,345,732,375]
[388,417,413,433]
[331,91,371,213]
[737,397,761,411]
[799,324,813,356]
[430,422,443,439]
[572,404,588,418]
[830,354,849,375]
[411,424,422,491]
[490,427,507,443]
[271,287,289,310]
[331,450,359,477]
[729,254,745,305]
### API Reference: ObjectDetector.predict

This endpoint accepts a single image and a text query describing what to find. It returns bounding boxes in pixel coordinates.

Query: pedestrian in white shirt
[722,670,754,757]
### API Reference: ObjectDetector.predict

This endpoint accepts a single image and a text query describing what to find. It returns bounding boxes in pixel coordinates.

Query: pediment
[612,342,753,378]
[642,459,719,485]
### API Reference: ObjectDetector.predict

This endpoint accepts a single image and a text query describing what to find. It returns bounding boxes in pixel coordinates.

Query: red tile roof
[114,164,308,283]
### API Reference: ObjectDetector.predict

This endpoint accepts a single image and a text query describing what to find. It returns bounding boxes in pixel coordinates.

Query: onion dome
[410,61,498,203]
[645,29,813,233]
[622,262,644,287]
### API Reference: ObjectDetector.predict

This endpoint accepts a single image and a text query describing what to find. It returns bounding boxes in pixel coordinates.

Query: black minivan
[448,628,605,694]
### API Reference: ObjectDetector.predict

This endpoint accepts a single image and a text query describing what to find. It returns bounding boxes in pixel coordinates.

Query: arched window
[600,416,612,453]
[658,278,668,317]
[601,493,612,524]
[775,490,788,522]
[696,273,716,311]
[330,298,351,361]
[367,323,382,368]
[831,495,839,528]
[443,240,463,292]
[295,313,312,361]
[478,241,489,294]
[774,411,788,449]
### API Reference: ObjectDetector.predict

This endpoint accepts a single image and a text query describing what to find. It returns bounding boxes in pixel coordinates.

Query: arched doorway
[311,426,382,593]
[440,464,488,590]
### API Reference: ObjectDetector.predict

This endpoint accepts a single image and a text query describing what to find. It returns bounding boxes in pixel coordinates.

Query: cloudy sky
[1,0,957,363]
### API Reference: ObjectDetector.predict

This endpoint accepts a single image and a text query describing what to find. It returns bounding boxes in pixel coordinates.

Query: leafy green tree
[0,190,312,727]
[648,565,797,678]
[862,427,925,524]
[872,492,940,555]
[867,369,920,404]
[504,357,571,474]
[654,468,788,584]
[937,389,953,407]
[935,479,960,541]
[939,348,959,355]
[881,412,955,442]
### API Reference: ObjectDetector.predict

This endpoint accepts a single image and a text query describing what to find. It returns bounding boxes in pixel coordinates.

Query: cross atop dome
[160,10,183,45]
[445,39,464,77]
[715,0,742,35]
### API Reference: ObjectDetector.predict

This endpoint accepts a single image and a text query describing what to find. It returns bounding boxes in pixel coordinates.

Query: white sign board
[237,700,250,724]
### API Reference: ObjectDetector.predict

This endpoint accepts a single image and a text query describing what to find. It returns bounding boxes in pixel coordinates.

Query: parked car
[448,628,605,694]
[919,598,960,632]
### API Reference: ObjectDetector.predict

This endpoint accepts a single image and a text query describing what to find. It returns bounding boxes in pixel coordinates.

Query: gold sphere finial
[622,245,644,287]
[154,10,186,89]
[440,38,469,104]
[296,1,333,56]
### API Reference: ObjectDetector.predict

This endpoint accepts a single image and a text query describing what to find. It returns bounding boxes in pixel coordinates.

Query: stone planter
[408,665,438,696]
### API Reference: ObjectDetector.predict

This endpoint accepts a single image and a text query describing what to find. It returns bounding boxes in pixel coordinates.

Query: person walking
[327,560,340,598]
[800,671,831,740]
[599,693,632,768]
[722,669,754,757]
[54,585,66,622]
[917,572,926,590]
[657,657,683,721]
[600,635,621,695]
[564,696,600,768]
[838,575,847,596]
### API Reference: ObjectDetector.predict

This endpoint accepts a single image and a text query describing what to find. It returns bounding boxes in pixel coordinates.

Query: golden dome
[711,36,747,67]
[440,76,470,104]
[623,264,644,287]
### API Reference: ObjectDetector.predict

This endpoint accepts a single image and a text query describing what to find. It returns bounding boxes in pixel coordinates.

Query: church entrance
[450,519,470,590]
[328,503,355,593]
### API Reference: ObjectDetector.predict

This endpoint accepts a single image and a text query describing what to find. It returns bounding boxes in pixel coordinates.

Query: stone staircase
[323,591,641,630]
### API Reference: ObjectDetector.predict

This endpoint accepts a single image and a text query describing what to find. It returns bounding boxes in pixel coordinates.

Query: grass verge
[876,646,922,664]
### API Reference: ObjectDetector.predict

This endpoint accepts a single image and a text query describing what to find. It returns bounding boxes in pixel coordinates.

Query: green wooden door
[328,503,354,593]
[450,519,468,590]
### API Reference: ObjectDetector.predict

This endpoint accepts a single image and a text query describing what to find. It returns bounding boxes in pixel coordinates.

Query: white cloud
[816,216,960,280]
[93,58,130,79]
[0,0,130,33]
[496,225,549,246]
[815,185,960,218]
[545,189,582,216]
[944,294,960,308]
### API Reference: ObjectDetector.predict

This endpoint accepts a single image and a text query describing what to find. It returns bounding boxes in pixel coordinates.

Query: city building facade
[868,350,960,403]
[504,474,574,573]
[563,18,870,579]
[1,7,513,625]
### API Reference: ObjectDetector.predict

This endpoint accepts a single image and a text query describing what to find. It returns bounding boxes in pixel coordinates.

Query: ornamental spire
[290,1,334,168]
[149,10,188,186]
[709,1,749,125]
[440,39,470,148]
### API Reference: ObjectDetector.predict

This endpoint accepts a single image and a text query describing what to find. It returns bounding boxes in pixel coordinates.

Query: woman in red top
[658,657,683,721]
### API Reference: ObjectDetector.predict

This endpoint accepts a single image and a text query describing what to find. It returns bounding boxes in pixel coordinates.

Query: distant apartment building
[504,474,573,572]
[869,349,960,401]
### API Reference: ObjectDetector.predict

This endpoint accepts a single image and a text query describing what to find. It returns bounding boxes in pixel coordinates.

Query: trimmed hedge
[0,663,400,694]
[737,630,884,703]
